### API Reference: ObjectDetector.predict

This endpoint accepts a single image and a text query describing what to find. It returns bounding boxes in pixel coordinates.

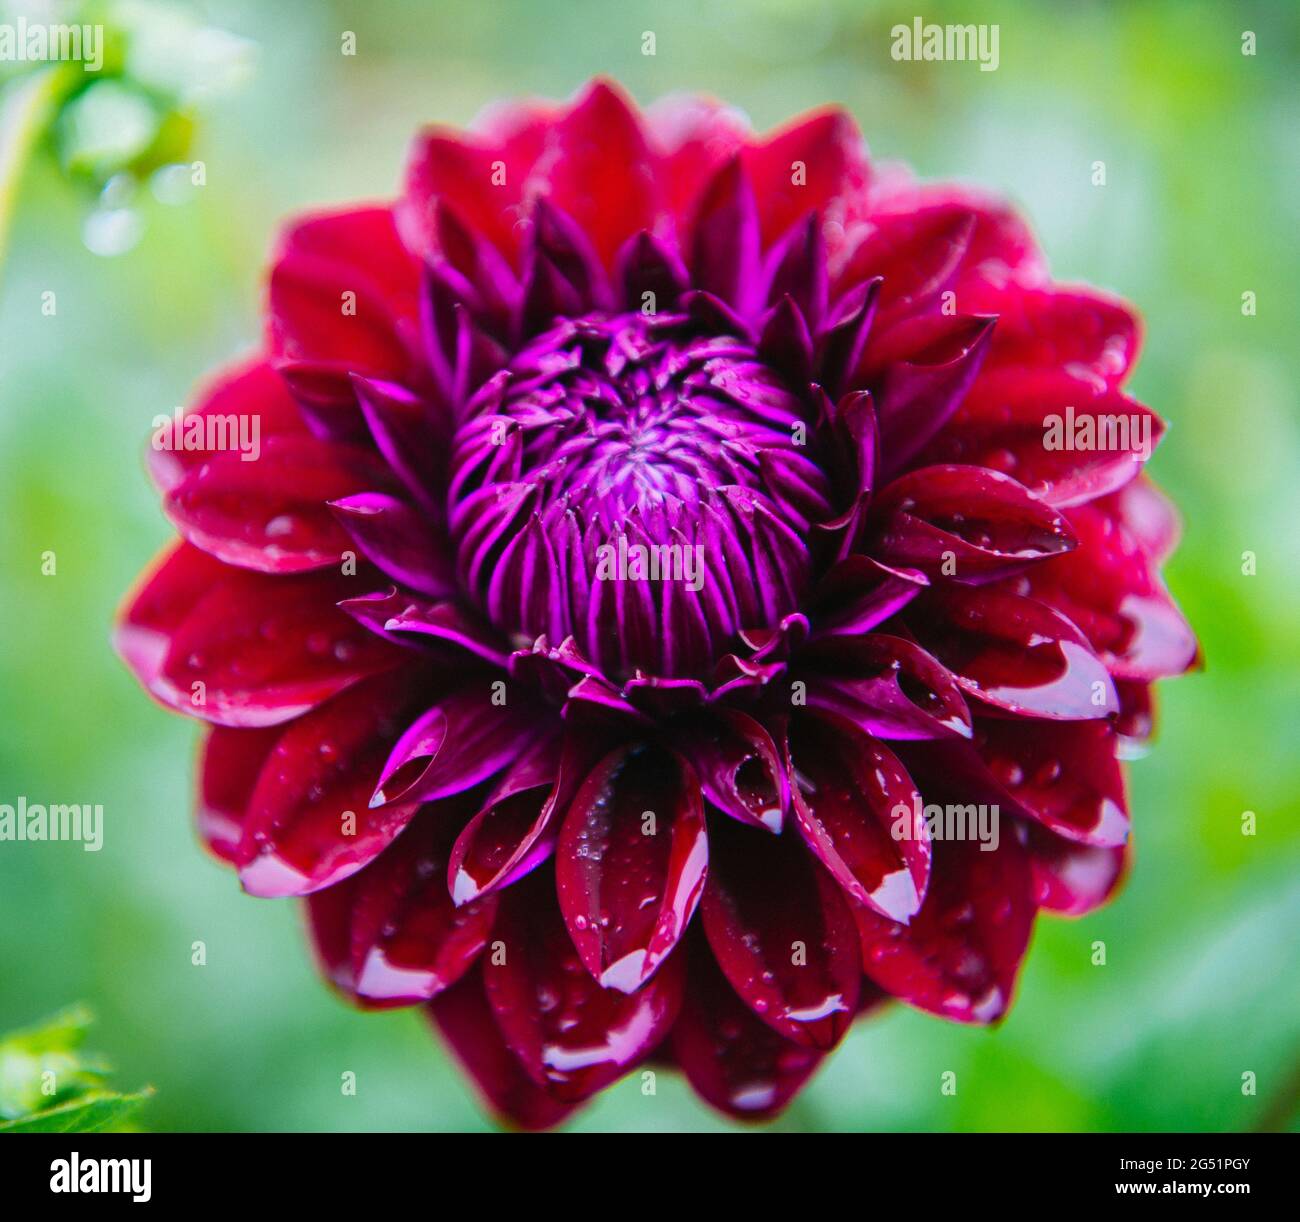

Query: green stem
[0,67,70,274]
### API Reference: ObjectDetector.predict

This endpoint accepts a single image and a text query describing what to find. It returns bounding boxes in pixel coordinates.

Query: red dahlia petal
[849,184,1047,302]
[235,669,432,896]
[757,294,815,383]
[1022,502,1198,681]
[275,206,421,310]
[691,158,762,318]
[926,368,1163,508]
[365,593,509,668]
[1026,824,1128,916]
[352,375,451,519]
[864,314,996,476]
[196,725,280,864]
[483,870,683,1102]
[975,719,1128,846]
[304,875,360,994]
[528,198,613,311]
[159,566,403,727]
[871,464,1077,581]
[449,713,628,906]
[400,130,531,267]
[818,285,881,400]
[165,436,392,573]
[536,79,660,271]
[812,554,929,636]
[980,285,1141,386]
[432,201,522,334]
[671,708,789,833]
[616,229,690,312]
[115,541,227,707]
[742,108,870,251]
[902,717,1129,849]
[855,831,1036,1024]
[345,805,498,1005]
[328,492,456,597]
[670,936,823,1121]
[763,213,828,328]
[428,966,576,1130]
[645,93,749,235]
[799,631,974,741]
[907,584,1119,720]
[448,732,565,903]
[371,684,540,807]
[787,713,930,922]
[556,743,707,992]
[701,815,861,1049]
[148,355,305,495]
[1103,475,1181,564]
[838,203,978,326]
[269,207,421,389]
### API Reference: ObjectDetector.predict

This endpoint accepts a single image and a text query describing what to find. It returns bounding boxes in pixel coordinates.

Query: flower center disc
[447,312,830,680]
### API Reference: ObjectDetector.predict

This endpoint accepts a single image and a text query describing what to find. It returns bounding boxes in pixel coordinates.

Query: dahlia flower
[117,79,1196,1128]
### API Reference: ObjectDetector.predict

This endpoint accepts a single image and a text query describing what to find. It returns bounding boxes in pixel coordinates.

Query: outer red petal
[149,355,305,494]
[534,79,660,270]
[646,93,749,236]
[855,832,1036,1024]
[853,183,1046,301]
[701,815,861,1049]
[165,436,392,573]
[1022,502,1197,681]
[400,111,549,265]
[427,966,576,1130]
[556,743,707,992]
[114,541,226,708]
[1026,823,1129,916]
[978,285,1141,387]
[924,368,1163,508]
[155,566,403,727]
[976,719,1128,847]
[871,464,1077,580]
[742,108,870,252]
[346,805,498,1004]
[235,669,432,896]
[787,713,931,923]
[483,870,684,1103]
[304,876,360,994]
[269,207,422,397]
[196,725,280,863]
[907,584,1119,720]
[670,936,823,1121]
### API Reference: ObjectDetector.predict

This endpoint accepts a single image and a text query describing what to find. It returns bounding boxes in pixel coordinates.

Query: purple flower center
[447,312,833,680]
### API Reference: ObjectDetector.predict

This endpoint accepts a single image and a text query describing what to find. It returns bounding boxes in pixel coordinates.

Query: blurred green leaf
[0,1089,153,1133]
[0,1007,150,1132]
[54,78,162,178]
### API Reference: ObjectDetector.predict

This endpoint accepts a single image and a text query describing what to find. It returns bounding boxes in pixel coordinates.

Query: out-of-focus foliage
[0,0,1296,1132]
[0,1006,151,1131]
[0,0,253,256]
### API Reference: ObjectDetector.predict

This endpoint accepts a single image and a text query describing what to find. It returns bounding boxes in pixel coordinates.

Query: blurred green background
[1,0,1297,1132]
